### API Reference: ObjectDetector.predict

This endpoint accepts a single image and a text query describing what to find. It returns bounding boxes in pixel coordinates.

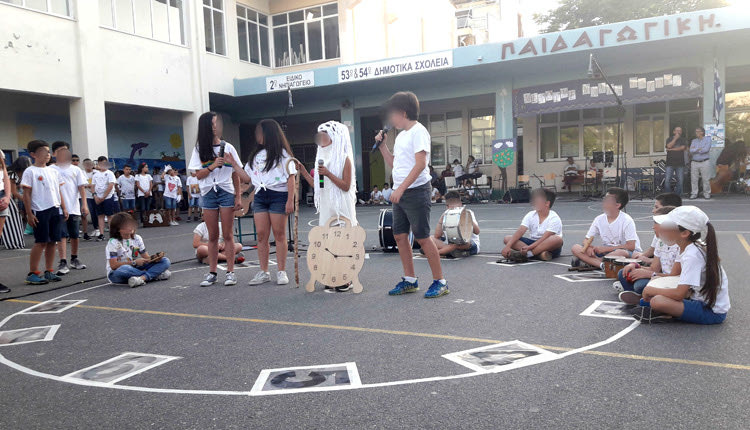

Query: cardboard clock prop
[492,138,516,168]
[306,216,366,293]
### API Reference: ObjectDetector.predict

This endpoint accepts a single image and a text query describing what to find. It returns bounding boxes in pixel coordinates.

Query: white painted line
[580,300,637,320]
[0,325,60,347]
[63,352,181,384]
[20,300,86,314]
[250,362,361,396]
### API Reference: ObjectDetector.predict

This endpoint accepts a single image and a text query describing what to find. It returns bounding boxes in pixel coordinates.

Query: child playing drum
[428,191,480,258]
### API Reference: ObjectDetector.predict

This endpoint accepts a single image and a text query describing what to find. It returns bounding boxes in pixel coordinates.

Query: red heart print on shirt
[168,182,176,192]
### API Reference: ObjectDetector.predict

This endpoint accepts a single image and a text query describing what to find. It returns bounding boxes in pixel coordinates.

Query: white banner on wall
[337,51,453,83]
[266,71,315,92]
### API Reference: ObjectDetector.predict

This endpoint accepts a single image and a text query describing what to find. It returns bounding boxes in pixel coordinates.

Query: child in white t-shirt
[382,183,393,203]
[502,188,563,262]
[116,164,137,213]
[635,206,729,324]
[105,212,170,288]
[50,143,89,275]
[186,171,201,222]
[135,163,153,224]
[430,191,480,258]
[162,165,182,226]
[92,156,117,242]
[192,219,243,264]
[632,193,682,265]
[368,186,384,205]
[571,187,641,270]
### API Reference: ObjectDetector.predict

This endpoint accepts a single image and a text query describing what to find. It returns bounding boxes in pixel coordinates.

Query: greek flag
[713,58,724,125]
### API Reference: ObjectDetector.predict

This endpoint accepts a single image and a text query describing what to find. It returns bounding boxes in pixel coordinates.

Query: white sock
[526,251,534,257]
[404,276,417,283]
[438,279,447,285]
[600,262,605,270]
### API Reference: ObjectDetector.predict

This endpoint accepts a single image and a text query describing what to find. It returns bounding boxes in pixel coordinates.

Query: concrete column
[340,105,364,188]
[69,1,108,159]
[495,82,517,188]
[181,0,211,165]
[702,54,726,167]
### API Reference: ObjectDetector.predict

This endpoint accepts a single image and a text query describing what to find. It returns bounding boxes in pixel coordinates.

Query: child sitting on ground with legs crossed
[429,191,480,259]
[502,188,563,262]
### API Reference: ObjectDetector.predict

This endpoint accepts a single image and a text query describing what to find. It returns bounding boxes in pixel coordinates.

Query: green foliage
[534,0,728,33]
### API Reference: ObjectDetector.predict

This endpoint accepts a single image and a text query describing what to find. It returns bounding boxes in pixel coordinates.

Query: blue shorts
[679,299,727,325]
[32,207,61,243]
[201,187,235,210]
[189,197,201,207]
[121,199,135,211]
[252,189,288,214]
[520,236,562,259]
[164,197,177,209]
[60,214,81,239]
[468,241,479,255]
[96,196,118,216]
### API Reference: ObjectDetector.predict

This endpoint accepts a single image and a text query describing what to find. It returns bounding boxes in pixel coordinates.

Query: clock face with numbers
[306,217,366,293]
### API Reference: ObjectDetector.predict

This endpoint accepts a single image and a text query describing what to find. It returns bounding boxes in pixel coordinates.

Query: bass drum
[378,209,418,252]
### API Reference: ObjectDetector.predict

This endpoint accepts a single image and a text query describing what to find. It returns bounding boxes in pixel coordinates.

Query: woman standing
[135,163,153,224]
[188,112,246,287]
[244,119,297,286]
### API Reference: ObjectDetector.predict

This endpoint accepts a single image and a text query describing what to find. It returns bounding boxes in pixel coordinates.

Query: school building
[2,1,749,192]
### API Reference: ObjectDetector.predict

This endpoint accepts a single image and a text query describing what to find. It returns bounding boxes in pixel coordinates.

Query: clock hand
[324,248,339,258]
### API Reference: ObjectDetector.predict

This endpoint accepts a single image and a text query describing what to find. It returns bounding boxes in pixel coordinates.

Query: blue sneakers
[25,273,49,285]
[388,278,419,295]
[44,271,62,282]
[424,280,449,298]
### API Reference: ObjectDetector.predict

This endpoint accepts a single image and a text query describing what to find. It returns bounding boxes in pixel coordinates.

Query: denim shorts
[96,196,118,216]
[121,199,135,211]
[468,241,479,255]
[520,236,562,259]
[201,187,235,210]
[0,190,8,217]
[392,183,431,239]
[32,207,61,243]
[164,197,177,209]
[60,214,81,239]
[252,189,288,214]
[189,197,201,207]
[679,299,727,325]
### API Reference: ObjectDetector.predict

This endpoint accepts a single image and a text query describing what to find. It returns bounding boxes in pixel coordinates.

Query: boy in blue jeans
[21,140,69,284]
[106,212,171,288]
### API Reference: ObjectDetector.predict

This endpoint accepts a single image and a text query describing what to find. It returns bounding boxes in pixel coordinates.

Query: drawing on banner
[21,300,85,314]
[0,325,60,346]
[443,341,555,373]
[554,272,608,282]
[64,353,180,384]
[580,300,636,320]
[251,362,361,395]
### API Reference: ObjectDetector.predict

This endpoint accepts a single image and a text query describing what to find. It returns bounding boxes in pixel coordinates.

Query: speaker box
[502,188,530,203]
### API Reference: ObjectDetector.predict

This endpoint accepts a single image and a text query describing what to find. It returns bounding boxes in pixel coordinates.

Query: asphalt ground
[1,195,749,429]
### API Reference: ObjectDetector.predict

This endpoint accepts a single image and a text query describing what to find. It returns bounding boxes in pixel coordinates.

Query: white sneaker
[128,276,146,288]
[248,271,271,285]
[277,271,289,285]
[200,272,218,287]
[157,270,171,281]
[224,271,237,286]
[93,229,100,237]
[612,281,624,293]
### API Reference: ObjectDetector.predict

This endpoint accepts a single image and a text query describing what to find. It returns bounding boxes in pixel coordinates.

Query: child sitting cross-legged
[106,212,171,288]
[429,191,480,258]
[630,206,729,324]
[615,206,680,301]
[502,188,563,262]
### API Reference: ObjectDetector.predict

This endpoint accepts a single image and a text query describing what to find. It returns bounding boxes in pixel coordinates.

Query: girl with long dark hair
[188,112,247,287]
[637,206,729,324]
[135,163,153,224]
[244,119,296,286]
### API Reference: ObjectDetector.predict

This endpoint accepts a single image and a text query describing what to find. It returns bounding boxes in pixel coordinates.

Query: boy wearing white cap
[633,206,730,324]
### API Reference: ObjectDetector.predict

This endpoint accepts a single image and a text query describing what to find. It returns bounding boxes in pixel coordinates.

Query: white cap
[659,205,709,238]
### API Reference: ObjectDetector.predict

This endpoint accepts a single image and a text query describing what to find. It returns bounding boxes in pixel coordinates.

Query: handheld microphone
[318,159,325,188]
[371,125,392,152]
[217,141,226,169]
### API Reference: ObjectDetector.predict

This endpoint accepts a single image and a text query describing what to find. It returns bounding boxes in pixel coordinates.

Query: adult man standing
[689,127,712,199]
[664,126,687,195]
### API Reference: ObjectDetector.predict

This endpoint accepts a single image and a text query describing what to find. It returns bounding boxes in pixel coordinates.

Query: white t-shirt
[652,237,680,275]
[392,122,431,190]
[163,174,182,199]
[21,166,64,212]
[452,164,464,178]
[441,208,480,251]
[135,173,153,197]
[51,164,86,216]
[186,176,201,198]
[467,160,479,174]
[105,234,147,275]
[92,170,116,199]
[193,221,224,244]
[84,170,95,199]
[370,190,383,201]
[117,174,137,200]
[244,149,297,193]
[382,188,393,202]
[521,210,563,240]
[187,141,241,196]
[676,243,730,314]
[586,212,642,252]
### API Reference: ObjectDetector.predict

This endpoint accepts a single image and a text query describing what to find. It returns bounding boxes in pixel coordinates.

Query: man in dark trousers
[664,126,687,195]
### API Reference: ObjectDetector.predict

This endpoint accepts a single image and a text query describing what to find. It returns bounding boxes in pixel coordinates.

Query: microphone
[217,141,226,169]
[318,159,325,188]
[371,125,392,152]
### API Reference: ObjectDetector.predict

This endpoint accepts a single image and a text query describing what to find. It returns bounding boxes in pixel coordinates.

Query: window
[271,2,339,67]
[470,108,494,164]
[727,91,750,144]
[99,0,186,45]
[421,111,463,167]
[237,4,270,66]
[0,0,72,16]
[538,108,620,160]
[633,99,700,156]
[203,0,225,55]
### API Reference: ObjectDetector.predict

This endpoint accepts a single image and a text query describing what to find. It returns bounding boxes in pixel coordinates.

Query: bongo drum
[602,256,620,278]
[378,209,414,252]
[614,257,643,277]
[442,207,472,245]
